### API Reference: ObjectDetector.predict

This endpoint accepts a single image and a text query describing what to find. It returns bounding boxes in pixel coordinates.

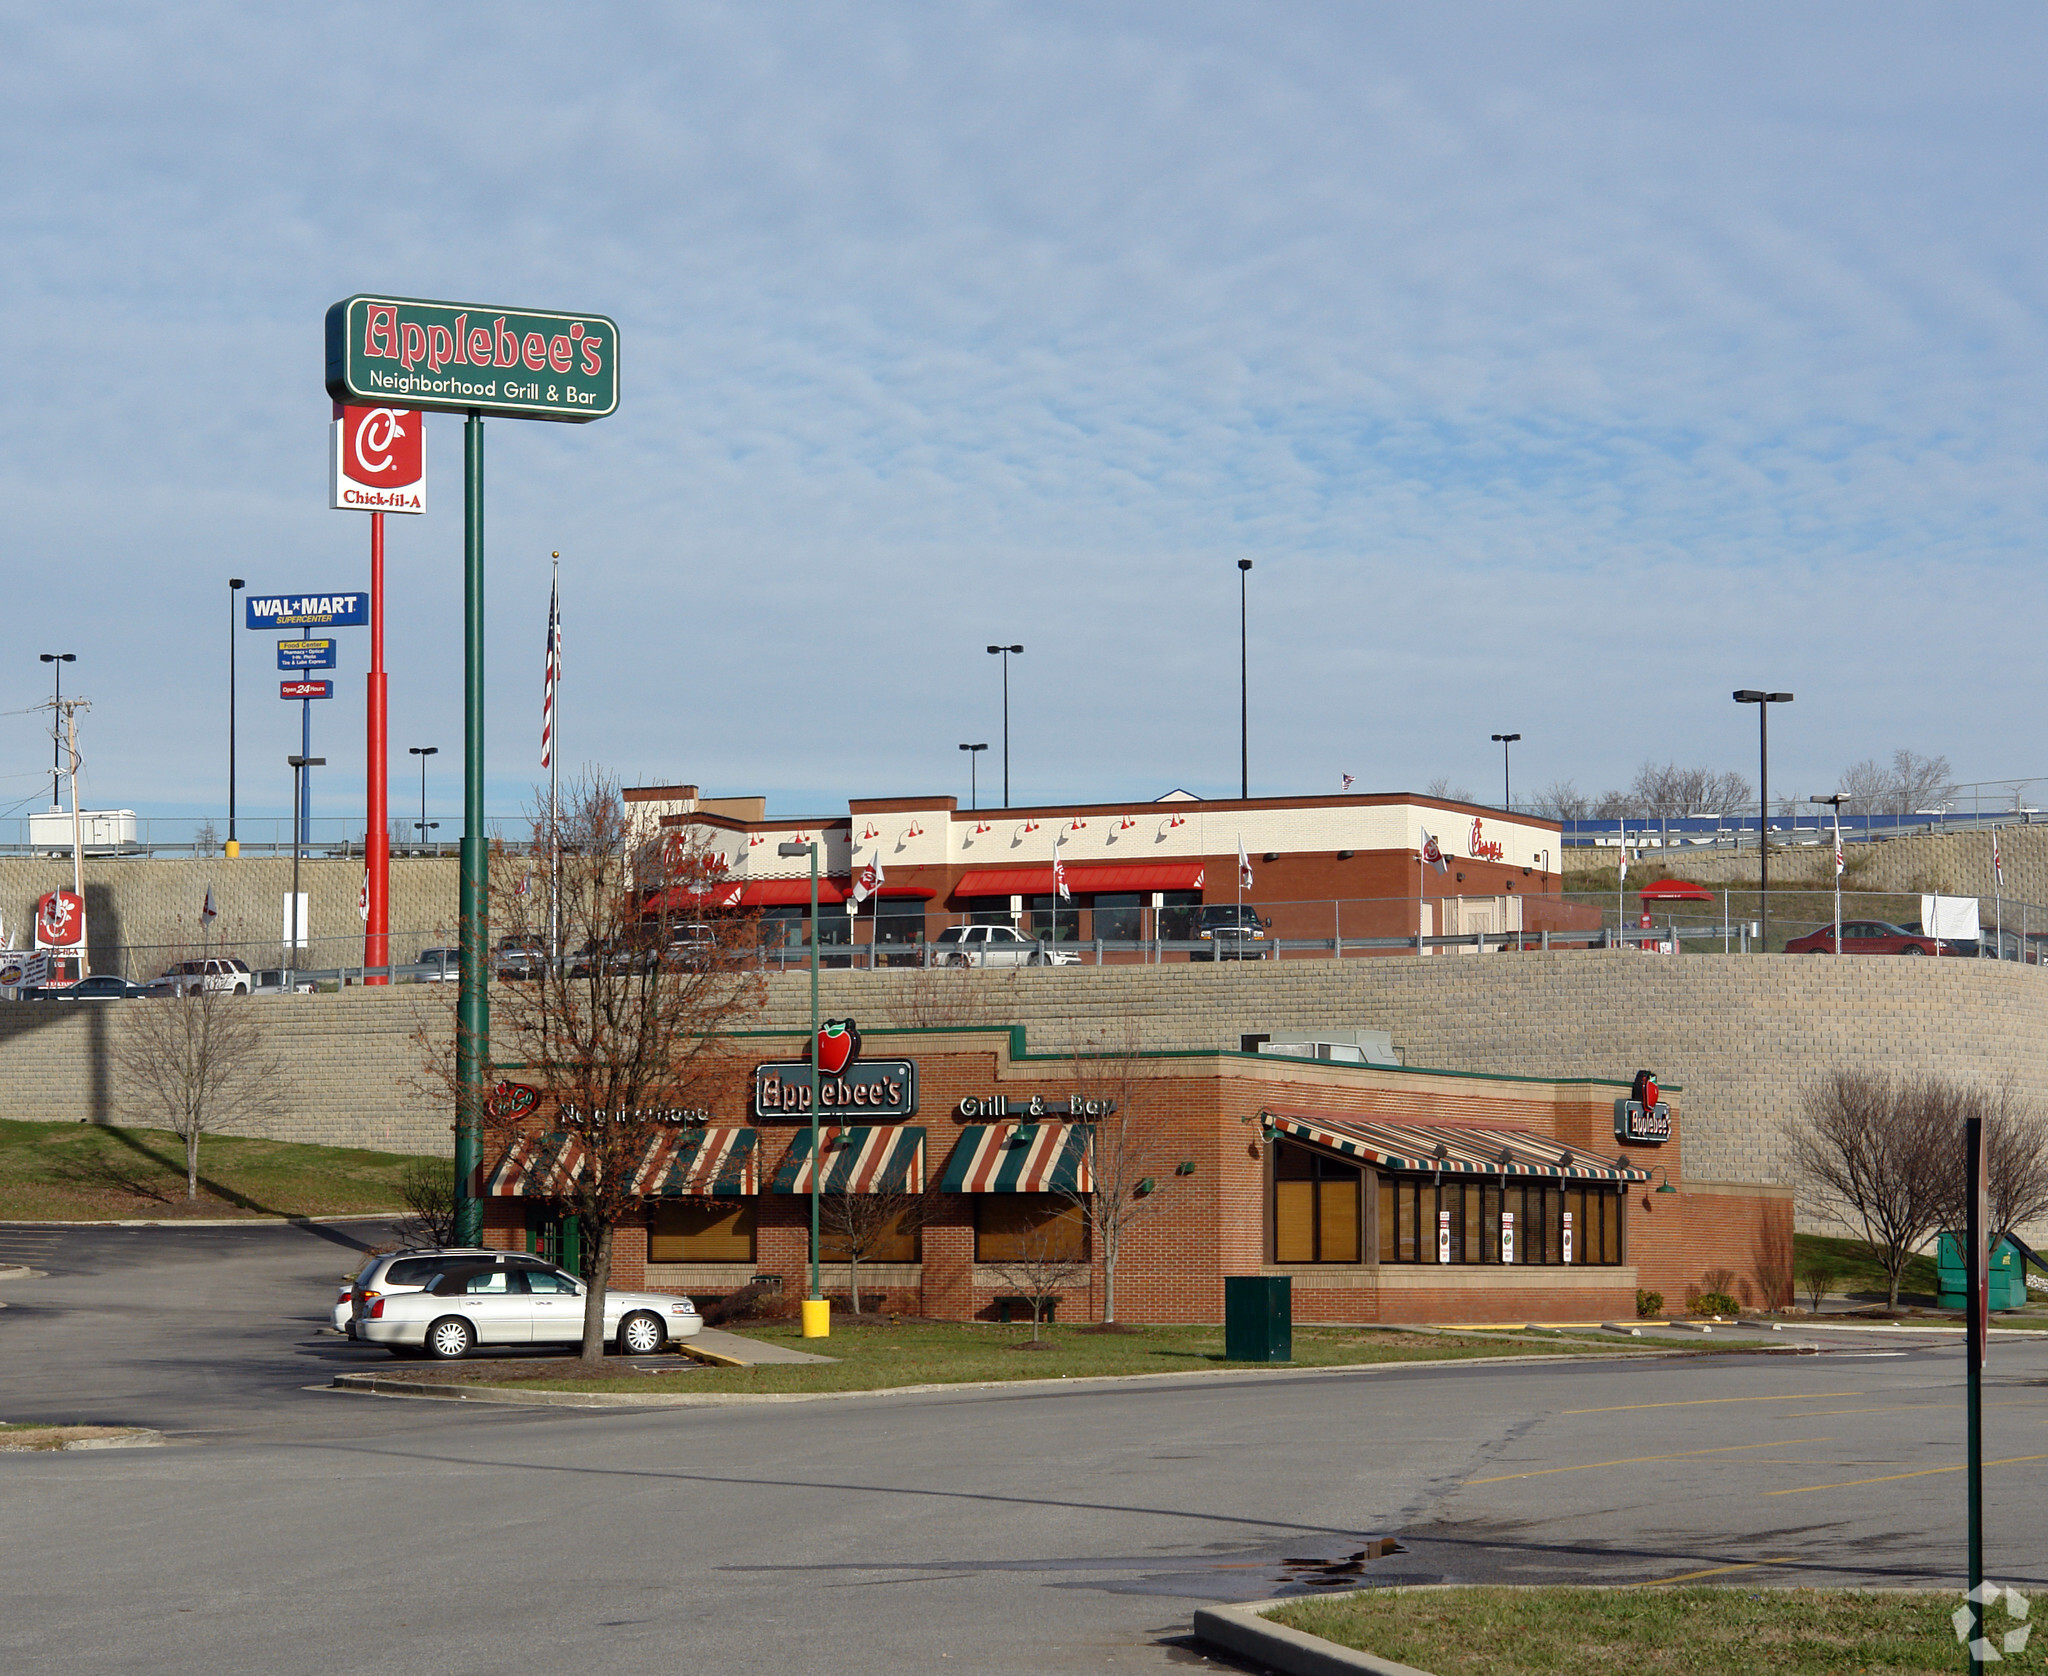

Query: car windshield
[934,928,964,944]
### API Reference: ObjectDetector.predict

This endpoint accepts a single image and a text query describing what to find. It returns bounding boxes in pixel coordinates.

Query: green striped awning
[938,1123,1094,1194]
[1262,1111,1649,1182]
[770,1126,925,1195]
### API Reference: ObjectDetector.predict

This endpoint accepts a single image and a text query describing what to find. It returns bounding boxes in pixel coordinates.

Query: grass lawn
[0,1116,417,1220]
[1267,1586,1962,1674]
[397,1317,1691,1396]
[1793,1232,1940,1304]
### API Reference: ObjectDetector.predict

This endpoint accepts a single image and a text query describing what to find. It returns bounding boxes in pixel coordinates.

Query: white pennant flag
[1237,833,1254,889]
[852,851,884,907]
[1053,831,1070,902]
[1419,827,1448,876]
[201,886,218,926]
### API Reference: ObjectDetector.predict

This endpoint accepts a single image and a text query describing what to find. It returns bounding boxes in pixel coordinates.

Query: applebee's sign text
[326,295,619,422]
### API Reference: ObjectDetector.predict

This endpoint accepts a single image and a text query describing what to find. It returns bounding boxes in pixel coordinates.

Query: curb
[1193,1593,1433,1676]
[0,1265,30,1282]
[0,1214,403,1229]
[329,1345,1684,1410]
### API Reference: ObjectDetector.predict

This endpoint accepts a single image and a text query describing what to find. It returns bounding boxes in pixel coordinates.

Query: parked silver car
[356,1252,701,1358]
[931,924,1074,967]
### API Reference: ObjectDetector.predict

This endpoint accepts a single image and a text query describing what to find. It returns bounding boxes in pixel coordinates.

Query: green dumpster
[1936,1231,2029,1311]
[1223,1275,1292,1363]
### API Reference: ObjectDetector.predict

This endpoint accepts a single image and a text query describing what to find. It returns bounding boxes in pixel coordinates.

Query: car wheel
[235,983,249,995]
[1900,945,1925,956]
[424,1316,475,1360]
[618,1311,665,1356]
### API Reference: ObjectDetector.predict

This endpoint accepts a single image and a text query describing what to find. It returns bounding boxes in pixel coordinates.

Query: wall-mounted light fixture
[1337,849,1355,860]
[1263,851,1280,864]
[1134,1177,1158,1198]
[1175,1159,1197,1176]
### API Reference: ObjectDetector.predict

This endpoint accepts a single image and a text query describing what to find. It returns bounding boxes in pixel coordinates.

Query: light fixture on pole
[287,754,325,977]
[227,580,244,857]
[1238,560,1253,799]
[778,837,827,1339]
[958,742,988,811]
[38,653,74,811]
[1811,793,1847,959]
[985,645,1023,807]
[409,746,439,851]
[1490,733,1521,810]
[1733,690,1793,953]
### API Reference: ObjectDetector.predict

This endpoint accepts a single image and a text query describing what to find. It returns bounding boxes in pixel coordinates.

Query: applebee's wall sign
[753,1020,916,1119]
[955,1094,1116,1119]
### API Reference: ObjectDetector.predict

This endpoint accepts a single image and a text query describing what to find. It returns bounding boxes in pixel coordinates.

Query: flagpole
[547,554,560,967]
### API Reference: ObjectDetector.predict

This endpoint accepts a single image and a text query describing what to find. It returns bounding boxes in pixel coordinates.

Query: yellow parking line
[1767,1452,2048,1496]
[1564,1392,1858,1415]
[1626,1557,1799,1588]
[1468,1438,1830,1486]
[1788,1401,2048,1417]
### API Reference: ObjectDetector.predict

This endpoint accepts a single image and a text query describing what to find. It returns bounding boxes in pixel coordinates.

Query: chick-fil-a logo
[1468,817,1505,862]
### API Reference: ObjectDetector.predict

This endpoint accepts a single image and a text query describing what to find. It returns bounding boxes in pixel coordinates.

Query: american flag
[1341,773,1355,791]
[540,573,560,769]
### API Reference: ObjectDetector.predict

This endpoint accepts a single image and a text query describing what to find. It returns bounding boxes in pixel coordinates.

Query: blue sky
[3,4,2044,831]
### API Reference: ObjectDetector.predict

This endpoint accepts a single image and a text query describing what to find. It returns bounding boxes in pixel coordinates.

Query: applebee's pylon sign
[325,295,619,422]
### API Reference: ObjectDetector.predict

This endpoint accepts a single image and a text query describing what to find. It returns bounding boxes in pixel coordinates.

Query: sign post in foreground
[1966,1113,1987,1673]
[330,293,619,1247]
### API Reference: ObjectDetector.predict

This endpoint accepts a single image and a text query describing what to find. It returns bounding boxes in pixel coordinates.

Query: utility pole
[59,697,90,978]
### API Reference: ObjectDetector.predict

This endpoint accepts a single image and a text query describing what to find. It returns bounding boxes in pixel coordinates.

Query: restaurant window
[1091,893,1142,943]
[1024,896,1080,943]
[1375,1177,1626,1265]
[1274,1143,1362,1263]
[968,904,1015,927]
[648,1201,756,1263]
[1156,891,1202,942]
[759,904,804,951]
[871,897,926,945]
[974,1195,1088,1262]
[820,1208,922,1263]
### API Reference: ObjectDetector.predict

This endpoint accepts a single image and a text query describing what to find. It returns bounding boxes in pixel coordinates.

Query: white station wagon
[931,924,1075,967]
[357,1253,702,1359]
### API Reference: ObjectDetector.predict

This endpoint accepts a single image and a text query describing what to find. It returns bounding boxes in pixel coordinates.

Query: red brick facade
[479,1026,1788,1324]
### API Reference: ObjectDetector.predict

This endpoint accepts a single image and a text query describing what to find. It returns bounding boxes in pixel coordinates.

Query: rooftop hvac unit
[29,809,139,855]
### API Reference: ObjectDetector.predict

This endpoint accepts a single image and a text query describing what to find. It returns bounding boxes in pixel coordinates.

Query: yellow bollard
[800,1297,831,1339]
[225,839,239,859]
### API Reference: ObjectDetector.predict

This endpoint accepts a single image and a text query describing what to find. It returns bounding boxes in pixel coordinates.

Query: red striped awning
[484,1126,761,1197]
[1263,1112,1649,1181]
[938,1123,1095,1193]
[951,862,1206,898]
[770,1126,925,1194]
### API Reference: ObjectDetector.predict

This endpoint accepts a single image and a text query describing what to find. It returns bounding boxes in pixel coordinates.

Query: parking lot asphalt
[3,1221,2044,1674]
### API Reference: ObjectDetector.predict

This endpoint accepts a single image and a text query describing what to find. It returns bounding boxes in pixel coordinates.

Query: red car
[1784,919,1944,956]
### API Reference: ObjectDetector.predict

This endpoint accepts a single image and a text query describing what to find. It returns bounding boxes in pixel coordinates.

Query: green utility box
[1935,1232,2029,1311]
[1224,1275,1292,1363]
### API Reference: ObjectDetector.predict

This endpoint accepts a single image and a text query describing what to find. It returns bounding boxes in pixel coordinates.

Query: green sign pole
[454,411,487,1246]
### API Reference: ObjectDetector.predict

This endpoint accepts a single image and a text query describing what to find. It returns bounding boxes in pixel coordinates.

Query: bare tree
[1058,1027,1172,1324]
[115,982,280,1201]
[455,775,764,1366]
[1929,1079,2048,1253]
[396,1156,458,1247]
[819,1178,936,1315]
[1840,750,1956,819]
[1531,780,1590,822]
[982,1226,1088,1343]
[1589,763,1752,821]
[1424,777,1475,804]
[1785,1070,1948,1309]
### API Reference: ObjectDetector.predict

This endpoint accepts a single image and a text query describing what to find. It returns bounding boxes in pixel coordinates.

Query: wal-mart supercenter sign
[324,294,619,422]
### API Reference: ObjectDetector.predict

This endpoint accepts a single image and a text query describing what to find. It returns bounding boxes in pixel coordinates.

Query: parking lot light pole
[1811,793,1847,957]
[1238,560,1252,799]
[38,653,74,810]
[1490,733,1521,810]
[409,746,438,853]
[958,742,987,810]
[1733,691,1793,951]
[778,838,826,1335]
[986,645,1023,806]
[287,754,325,979]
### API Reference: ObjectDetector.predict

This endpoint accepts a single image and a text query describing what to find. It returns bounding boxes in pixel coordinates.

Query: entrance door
[527,1206,583,1276]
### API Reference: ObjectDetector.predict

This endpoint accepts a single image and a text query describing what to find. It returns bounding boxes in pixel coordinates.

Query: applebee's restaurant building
[476,1025,1787,1325]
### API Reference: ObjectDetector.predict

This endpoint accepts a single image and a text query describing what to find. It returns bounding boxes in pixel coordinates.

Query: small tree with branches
[431,775,763,1365]
[982,1224,1089,1343]
[1931,1079,2048,1256]
[115,977,281,1200]
[819,1174,936,1315]
[1058,1026,1173,1324]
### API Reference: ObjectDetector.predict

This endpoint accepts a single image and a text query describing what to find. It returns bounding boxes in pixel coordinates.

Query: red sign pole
[365,512,390,983]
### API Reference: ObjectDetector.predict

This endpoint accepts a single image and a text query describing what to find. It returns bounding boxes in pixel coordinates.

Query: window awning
[1263,1112,1650,1182]
[939,1123,1095,1193]
[770,1125,925,1195]
[951,862,1207,898]
[483,1126,761,1198]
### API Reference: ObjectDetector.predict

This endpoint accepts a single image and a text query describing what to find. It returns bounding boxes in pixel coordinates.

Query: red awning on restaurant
[951,862,1207,898]
[1638,880,1716,903]
[642,878,932,915]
